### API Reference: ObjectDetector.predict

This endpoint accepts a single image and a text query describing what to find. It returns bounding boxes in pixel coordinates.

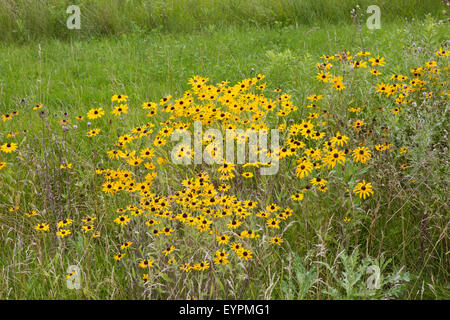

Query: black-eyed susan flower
[114,215,130,226]
[230,242,242,253]
[58,218,73,228]
[161,226,174,236]
[162,245,175,256]
[227,219,242,229]
[194,260,210,271]
[333,81,345,91]
[35,223,50,232]
[330,132,349,147]
[307,94,323,101]
[1,142,18,153]
[236,248,253,261]
[82,225,94,233]
[216,234,230,244]
[351,60,367,68]
[112,94,128,103]
[56,229,71,238]
[1,113,12,121]
[214,256,230,265]
[87,108,104,120]
[87,128,101,137]
[120,241,133,250]
[291,193,304,201]
[266,204,280,212]
[140,147,155,159]
[82,216,96,224]
[353,180,374,199]
[269,236,283,246]
[111,104,128,116]
[324,148,346,168]
[295,160,313,178]
[92,231,101,238]
[310,177,327,187]
[352,120,365,129]
[266,218,280,229]
[241,172,253,178]
[114,252,126,261]
[139,258,154,269]
[369,69,382,76]
[369,56,386,67]
[24,210,37,217]
[352,146,371,164]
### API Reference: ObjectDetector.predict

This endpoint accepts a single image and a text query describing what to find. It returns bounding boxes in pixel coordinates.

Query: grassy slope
[0,17,449,299]
[0,0,445,42]
[1,21,446,110]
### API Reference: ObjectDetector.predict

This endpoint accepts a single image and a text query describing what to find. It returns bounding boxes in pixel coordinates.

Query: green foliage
[0,0,447,43]
[280,253,318,299]
[0,10,448,300]
[323,249,410,299]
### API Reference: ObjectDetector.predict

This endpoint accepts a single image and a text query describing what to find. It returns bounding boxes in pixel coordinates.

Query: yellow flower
[87,108,104,120]
[353,180,374,199]
[369,56,386,67]
[114,252,126,261]
[82,225,94,233]
[266,218,280,229]
[58,218,73,228]
[112,94,128,103]
[162,246,175,256]
[324,149,346,168]
[35,223,50,232]
[194,260,210,271]
[217,234,230,244]
[111,104,128,116]
[139,258,154,268]
[295,160,313,178]
[291,193,304,201]
[1,142,18,153]
[352,120,365,129]
[227,219,242,229]
[87,128,101,137]
[56,229,71,238]
[242,172,253,178]
[269,236,283,246]
[92,231,101,238]
[82,216,96,224]
[114,215,130,226]
[352,147,371,164]
[120,241,133,250]
[310,177,327,187]
[330,132,349,147]
[236,248,253,260]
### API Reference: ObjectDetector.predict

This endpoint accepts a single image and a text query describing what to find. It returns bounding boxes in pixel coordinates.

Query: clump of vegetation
[0,3,448,300]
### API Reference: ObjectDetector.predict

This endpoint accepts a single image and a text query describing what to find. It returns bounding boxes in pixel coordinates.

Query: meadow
[0,1,449,299]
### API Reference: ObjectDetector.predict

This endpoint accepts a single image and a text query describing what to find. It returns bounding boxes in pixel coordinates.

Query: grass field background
[0,0,446,42]
[0,1,449,299]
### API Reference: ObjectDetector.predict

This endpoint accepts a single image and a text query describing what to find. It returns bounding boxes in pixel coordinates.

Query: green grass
[0,8,449,300]
[0,0,446,43]
[1,19,447,110]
